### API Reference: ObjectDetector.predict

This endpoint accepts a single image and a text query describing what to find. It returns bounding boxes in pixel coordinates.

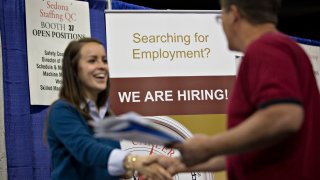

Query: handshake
[121,153,183,180]
[121,135,225,180]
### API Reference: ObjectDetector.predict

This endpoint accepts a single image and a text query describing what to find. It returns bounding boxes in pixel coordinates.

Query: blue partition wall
[0,0,319,179]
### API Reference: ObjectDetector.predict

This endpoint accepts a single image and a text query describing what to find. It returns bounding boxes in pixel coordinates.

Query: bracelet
[123,154,137,178]
[124,154,137,170]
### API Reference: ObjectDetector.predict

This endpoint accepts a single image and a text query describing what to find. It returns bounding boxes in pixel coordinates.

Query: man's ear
[229,4,241,23]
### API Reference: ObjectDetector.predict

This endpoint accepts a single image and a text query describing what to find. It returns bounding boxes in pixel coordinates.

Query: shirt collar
[81,99,109,122]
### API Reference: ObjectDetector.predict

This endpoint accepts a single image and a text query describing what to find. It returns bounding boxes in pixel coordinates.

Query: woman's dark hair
[43,37,110,143]
[59,38,110,120]
[220,0,282,25]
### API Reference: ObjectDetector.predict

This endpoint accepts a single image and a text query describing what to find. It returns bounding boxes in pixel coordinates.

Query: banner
[25,0,91,105]
[105,10,237,116]
[105,10,238,180]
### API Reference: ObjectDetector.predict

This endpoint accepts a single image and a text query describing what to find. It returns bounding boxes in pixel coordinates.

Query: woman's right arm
[48,101,114,167]
[48,101,172,179]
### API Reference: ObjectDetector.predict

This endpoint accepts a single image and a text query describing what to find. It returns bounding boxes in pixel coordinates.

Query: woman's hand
[143,155,186,175]
[123,154,173,180]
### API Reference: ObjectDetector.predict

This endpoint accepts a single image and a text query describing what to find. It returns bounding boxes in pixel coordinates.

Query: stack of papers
[92,112,182,145]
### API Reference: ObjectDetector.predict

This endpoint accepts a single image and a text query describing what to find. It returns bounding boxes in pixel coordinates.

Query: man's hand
[170,135,213,167]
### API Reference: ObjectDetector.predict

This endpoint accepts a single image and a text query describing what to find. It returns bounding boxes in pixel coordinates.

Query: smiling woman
[77,41,108,101]
[42,38,173,180]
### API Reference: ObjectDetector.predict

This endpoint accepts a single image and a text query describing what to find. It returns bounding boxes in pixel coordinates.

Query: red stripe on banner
[109,76,235,115]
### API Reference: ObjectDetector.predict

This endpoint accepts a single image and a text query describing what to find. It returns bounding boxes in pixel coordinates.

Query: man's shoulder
[247,32,301,55]
[260,32,297,47]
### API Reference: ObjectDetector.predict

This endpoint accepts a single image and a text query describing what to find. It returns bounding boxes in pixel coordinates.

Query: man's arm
[181,155,225,173]
[175,103,303,166]
[143,155,225,175]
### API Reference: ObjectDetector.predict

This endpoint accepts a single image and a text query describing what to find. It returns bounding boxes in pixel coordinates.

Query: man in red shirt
[145,0,320,179]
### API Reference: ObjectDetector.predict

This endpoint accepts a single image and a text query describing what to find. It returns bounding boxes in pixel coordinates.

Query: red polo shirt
[227,32,320,180]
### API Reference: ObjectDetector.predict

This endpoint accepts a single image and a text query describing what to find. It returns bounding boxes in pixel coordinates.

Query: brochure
[92,112,183,145]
